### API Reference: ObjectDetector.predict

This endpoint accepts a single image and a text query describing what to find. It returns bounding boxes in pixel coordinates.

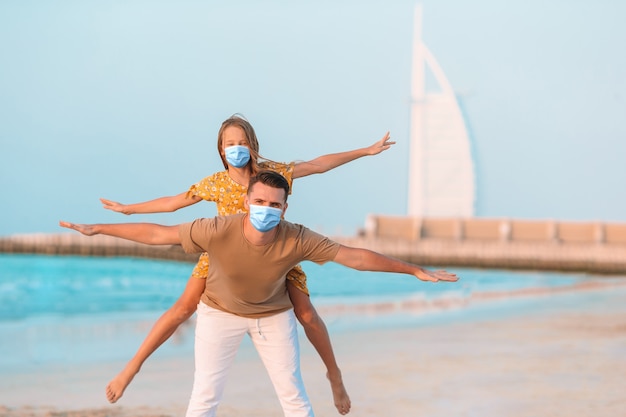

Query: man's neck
[242,214,277,246]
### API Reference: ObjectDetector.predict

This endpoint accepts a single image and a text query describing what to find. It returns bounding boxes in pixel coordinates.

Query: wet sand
[1,284,625,417]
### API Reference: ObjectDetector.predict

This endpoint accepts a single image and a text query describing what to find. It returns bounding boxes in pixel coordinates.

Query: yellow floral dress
[186,161,309,295]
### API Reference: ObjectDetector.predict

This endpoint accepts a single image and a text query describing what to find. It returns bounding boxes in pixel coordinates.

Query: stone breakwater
[1,229,625,274]
[342,215,626,274]
[0,233,199,263]
[332,236,626,275]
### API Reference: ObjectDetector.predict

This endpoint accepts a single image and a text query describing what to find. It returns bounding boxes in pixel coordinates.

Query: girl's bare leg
[105,276,205,403]
[288,283,351,415]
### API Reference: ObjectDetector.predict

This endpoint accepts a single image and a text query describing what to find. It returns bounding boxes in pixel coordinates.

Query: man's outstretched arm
[59,221,181,246]
[332,245,458,283]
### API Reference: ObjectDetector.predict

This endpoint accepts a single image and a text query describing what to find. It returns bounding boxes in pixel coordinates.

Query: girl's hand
[365,132,396,156]
[100,198,131,215]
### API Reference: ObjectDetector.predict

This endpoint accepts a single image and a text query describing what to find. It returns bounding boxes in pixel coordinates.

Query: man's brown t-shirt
[179,214,340,318]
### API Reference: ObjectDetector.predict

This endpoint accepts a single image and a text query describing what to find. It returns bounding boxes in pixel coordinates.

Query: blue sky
[1,0,625,236]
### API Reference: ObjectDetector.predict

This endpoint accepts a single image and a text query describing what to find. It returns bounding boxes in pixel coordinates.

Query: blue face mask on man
[224,145,251,168]
[248,204,283,232]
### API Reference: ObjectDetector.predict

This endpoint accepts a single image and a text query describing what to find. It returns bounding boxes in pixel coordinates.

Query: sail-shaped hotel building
[407,6,476,218]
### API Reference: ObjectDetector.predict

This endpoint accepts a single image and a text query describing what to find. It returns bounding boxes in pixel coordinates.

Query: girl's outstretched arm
[100,192,202,215]
[292,132,395,179]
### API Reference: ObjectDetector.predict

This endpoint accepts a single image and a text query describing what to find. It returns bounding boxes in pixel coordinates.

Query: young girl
[101,114,394,415]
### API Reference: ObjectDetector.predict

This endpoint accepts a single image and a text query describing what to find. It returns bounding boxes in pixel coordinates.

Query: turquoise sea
[0,253,608,373]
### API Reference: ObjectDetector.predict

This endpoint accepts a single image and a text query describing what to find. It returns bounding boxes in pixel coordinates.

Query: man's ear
[244,194,250,211]
[282,202,288,217]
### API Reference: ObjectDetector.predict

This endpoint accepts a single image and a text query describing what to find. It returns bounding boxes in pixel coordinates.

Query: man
[60,170,458,417]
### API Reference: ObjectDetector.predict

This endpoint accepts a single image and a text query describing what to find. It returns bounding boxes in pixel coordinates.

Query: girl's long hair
[217,114,277,174]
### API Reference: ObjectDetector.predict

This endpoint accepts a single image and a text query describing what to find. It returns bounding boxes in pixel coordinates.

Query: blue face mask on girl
[224,145,251,168]
[248,204,283,232]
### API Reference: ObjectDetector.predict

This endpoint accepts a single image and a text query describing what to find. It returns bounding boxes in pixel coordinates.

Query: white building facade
[407,5,476,218]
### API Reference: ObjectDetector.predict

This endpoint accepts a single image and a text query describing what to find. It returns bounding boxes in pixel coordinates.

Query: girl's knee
[293,302,319,326]
[171,300,197,322]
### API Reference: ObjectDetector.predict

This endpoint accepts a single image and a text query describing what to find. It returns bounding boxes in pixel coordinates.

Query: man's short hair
[248,170,290,201]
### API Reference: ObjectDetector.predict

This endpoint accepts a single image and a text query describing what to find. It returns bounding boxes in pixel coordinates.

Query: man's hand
[365,132,396,156]
[415,269,459,282]
[59,221,98,236]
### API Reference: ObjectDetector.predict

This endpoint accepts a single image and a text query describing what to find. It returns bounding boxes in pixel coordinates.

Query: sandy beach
[1,283,625,417]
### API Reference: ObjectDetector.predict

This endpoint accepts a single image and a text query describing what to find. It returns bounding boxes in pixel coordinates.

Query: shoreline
[1,284,625,417]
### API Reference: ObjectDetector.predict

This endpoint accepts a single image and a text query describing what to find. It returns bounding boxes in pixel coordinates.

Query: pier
[0,233,198,263]
[1,216,625,274]
[333,216,626,274]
